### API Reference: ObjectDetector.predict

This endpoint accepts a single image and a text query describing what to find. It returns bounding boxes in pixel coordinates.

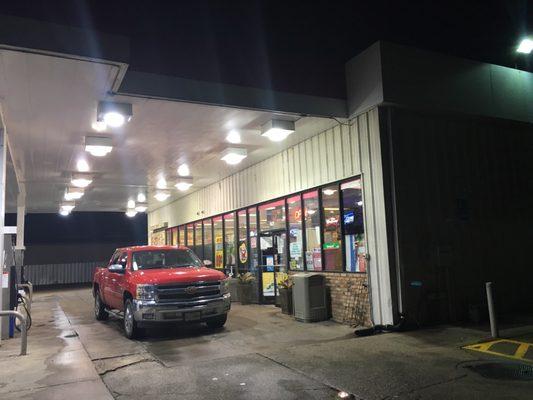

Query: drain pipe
[485,282,499,339]
[0,310,27,355]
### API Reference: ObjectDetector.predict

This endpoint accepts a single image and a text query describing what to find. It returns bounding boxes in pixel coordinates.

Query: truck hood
[129,267,225,285]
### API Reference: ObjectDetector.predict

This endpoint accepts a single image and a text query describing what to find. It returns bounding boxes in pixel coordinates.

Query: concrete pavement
[1,287,532,399]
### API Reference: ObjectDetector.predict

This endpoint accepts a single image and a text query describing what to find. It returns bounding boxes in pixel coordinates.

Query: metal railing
[0,311,27,355]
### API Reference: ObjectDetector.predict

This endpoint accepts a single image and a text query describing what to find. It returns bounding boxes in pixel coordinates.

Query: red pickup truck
[92,245,230,338]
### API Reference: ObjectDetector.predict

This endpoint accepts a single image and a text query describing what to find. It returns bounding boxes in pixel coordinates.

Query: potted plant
[278,277,294,315]
[237,272,256,305]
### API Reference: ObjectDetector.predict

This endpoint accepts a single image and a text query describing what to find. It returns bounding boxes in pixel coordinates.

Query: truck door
[107,251,128,310]
[102,251,120,306]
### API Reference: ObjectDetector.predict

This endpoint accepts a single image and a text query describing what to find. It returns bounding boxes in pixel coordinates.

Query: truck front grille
[156,281,221,302]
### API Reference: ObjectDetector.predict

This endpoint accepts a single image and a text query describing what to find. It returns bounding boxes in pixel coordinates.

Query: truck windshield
[132,249,203,270]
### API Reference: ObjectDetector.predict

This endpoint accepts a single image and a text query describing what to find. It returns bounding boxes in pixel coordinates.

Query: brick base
[289,271,372,327]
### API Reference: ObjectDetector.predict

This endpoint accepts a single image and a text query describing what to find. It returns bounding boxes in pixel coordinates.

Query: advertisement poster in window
[239,241,248,264]
[262,272,275,297]
[215,236,223,269]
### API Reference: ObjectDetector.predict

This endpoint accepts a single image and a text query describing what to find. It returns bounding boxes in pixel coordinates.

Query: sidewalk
[0,292,112,400]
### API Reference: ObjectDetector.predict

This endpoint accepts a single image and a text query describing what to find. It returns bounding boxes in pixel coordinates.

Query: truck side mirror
[203,260,213,267]
[108,264,125,273]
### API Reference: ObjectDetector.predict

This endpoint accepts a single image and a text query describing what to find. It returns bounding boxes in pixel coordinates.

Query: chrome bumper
[132,293,231,323]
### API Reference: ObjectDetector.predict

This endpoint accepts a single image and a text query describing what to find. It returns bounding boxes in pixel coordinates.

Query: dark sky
[1,1,531,98]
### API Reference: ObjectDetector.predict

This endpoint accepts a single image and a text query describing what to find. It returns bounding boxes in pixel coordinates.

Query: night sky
[1,1,531,99]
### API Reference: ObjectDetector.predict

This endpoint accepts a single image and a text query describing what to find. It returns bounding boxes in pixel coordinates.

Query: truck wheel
[206,313,227,329]
[94,290,108,321]
[123,299,142,339]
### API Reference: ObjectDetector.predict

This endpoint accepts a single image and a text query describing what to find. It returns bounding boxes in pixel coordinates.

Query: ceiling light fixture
[125,209,137,218]
[71,173,93,188]
[77,159,90,172]
[135,204,147,213]
[177,163,190,177]
[156,177,167,189]
[220,147,247,165]
[137,193,146,203]
[91,120,107,132]
[97,101,133,128]
[127,199,135,209]
[517,37,533,54]
[226,129,241,144]
[175,177,193,191]
[60,202,76,214]
[154,190,171,202]
[59,208,70,216]
[64,188,84,201]
[85,136,113,157]
[261,119,295,142]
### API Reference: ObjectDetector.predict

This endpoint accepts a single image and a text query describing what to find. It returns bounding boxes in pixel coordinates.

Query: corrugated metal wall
[148,107,394,325]
[23,261,105,286]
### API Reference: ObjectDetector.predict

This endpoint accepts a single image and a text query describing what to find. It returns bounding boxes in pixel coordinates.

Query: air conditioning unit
[292,273,327,322]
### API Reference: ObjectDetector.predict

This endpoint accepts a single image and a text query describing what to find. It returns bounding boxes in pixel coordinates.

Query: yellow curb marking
[463,339,533,363]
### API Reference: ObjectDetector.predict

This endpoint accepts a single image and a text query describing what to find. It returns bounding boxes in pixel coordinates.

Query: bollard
[0,310,27,355]
[485,282,499,339]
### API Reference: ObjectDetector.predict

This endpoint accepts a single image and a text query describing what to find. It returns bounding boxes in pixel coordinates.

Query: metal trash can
[292,273,327,322]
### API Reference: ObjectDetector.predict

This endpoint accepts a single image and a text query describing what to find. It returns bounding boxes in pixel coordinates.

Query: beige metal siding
[148,107,394,325]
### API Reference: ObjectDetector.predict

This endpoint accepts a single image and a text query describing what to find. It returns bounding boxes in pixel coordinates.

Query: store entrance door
[258,230,288,304]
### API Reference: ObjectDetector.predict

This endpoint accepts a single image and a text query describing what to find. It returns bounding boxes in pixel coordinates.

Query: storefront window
[341,178,366,272]
[303,191,322,271]
[322,185,342,271]
[171,227,178,245]
[259,199,285,231]
[165,228,172,245]
[203,218,213,264]
[213,216,224,269]
[186,224,194,248]
[178,226,185,246]
[194,222,203,258]
[237,209,248,273]
[224,212,236,274]
[287,195,303,270]
[248,207,258,272]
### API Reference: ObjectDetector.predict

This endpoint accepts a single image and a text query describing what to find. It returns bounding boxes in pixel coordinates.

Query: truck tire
[94,290,108,321]
[206,313,227,329]
[123,298,142,339]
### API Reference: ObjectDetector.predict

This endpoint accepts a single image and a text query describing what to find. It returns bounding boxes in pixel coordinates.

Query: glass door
[259,230,287,304]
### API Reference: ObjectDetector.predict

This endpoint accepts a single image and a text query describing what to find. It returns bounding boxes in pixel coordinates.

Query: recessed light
[71,173,93,188]
[85,136,113,157]
[261,119,295,142]
[177,163,190,177]
[125,209,137,217]
[154,190,171,202]
[64,188,84,201]
[220,147,247,165]
[77,159,90,172]
[175,177,193,191]
[97,101,132,128]
[226,130,241,144]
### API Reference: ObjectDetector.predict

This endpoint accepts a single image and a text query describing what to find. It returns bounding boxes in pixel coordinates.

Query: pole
[0,310,27,355]
[485,282,499,338]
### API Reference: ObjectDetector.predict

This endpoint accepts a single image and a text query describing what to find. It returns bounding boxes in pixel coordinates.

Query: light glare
[175,181,193,191]
[85,145,112,157]
[262,127,293,142]
[71,178,92,188]
[127,199,135,209]
[125,209,137,217]
[103,111,125,127]
[517,38,533,54]
[156,177,167,189]
[226,130,241,144]
[77,159,90,172]
[91,121,107,132]
[177,163,190,177]
[154,191,171,202]
[137,193,146,203]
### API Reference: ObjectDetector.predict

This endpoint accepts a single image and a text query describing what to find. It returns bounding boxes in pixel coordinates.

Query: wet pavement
[1,287,532,399]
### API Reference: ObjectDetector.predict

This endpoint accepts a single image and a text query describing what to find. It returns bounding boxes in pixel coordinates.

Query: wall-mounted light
[220,147,247,165]
[226,129,241,144]
[97,101,133,128]
[154,190,171,202]
[261,119,295,142]
[76,159,90,172]
[85,136,113,157]
[125,209,137,218]
[517,37,533,54]
[175,177,193,191]
[64,188,84,201]
[71,173,93,188]
[177,163,190,177]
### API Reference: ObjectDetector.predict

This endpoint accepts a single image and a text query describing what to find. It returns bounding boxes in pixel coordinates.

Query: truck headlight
[220,279,230,295]
[136,284,156,301]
